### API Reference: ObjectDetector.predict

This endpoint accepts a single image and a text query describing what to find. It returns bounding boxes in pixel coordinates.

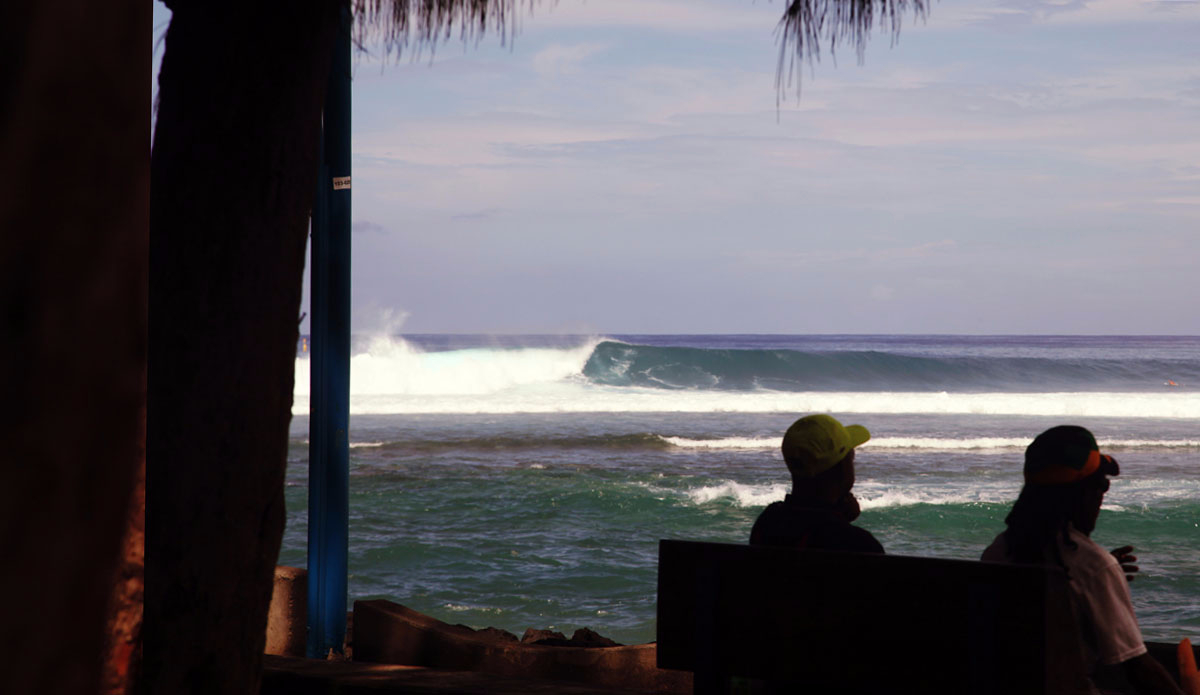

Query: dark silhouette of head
[1003,425,1119,565]
[781,414,869,520]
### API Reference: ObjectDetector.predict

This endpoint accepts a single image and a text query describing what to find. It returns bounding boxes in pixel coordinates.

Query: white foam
[1102,439,1200,449]
[866,437,1027,451]
[654,434,1198,452]
[859,479,1200,510]
[857,487,1014,509]
[661,436,778,450]
[681,480,1015,510]
[674,476,1195,511]
[1107,478,1200,506]
[292,386,1200,417]
[663,435,1035,451]
[349,441,384,448]
[863,436,1200,452]
[294,335,601,397]
[442,603,503,614]
[686,481,788,507]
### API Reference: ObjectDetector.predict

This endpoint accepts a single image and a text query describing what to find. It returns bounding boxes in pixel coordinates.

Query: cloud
[954,0,1200,26]
[451,208,501,220]
[354,113,653,168]
[876,240,959,261]
[871,284,897,301]
[739,240,960,269]
[530,0,779,34]
[531,42,609,76]
[988,0,1093,24]
[352,220,386,234]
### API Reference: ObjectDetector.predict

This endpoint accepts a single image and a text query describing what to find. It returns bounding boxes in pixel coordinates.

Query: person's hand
[1111,545,1139,582]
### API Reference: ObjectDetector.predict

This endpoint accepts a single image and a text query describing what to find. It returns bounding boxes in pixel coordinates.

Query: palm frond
[352,0,525,58]
[776,0,929,99]
[350,0,928,99]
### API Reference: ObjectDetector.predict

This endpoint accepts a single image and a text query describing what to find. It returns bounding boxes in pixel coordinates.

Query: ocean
[282,334,1200,645]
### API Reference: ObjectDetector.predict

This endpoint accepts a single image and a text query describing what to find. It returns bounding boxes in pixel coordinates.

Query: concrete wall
[353,599,691,693]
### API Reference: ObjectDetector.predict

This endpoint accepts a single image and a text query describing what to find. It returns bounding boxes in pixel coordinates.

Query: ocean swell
[292,337,1200,418]
[293,389,1200,419]
[582,341,1199,392]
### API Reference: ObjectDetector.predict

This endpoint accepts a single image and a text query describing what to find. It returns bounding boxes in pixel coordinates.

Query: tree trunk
[104,451,145,695]
[144,1,339,692]
[0,1,148,693]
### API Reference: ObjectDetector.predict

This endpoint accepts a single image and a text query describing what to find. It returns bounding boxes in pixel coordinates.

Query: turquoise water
[280,335,1200,645]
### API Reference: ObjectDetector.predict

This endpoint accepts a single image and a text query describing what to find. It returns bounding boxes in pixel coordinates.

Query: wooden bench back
[657,539,1089,694]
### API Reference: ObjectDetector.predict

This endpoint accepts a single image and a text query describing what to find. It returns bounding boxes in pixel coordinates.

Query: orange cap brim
[1026,449,1101,485]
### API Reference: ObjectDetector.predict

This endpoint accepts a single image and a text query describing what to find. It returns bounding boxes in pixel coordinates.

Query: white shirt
[982,524,1146,670]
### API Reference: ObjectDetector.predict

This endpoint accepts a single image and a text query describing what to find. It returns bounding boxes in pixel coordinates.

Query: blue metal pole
[308,4,352,659]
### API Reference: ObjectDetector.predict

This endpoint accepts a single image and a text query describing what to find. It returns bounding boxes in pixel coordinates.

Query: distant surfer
[1165,380,1178,387]
[982,426,1184,695]
[750,414,883,553]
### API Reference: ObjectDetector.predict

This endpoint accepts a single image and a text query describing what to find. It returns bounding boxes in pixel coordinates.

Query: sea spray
[295,334,601,398]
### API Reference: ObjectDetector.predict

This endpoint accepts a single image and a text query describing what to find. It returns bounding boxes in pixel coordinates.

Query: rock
[521,628,567,644]
[519,626,622,648]
[569,628,621,648]
[476,627,520,643]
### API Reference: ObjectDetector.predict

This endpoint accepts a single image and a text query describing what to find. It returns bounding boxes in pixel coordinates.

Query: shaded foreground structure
[9,0,1200,692]
[258,556,1196,695]
[143,0,933,692]
[0,1,147,693]
[351,599,691,693]
[261,656,664,695]
[655,540,1199,694]
[657,540,1090,694]
[260,566,691,693]
[4,0,941,693]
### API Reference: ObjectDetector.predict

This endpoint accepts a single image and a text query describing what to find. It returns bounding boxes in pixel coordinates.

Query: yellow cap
[781,414,870,477]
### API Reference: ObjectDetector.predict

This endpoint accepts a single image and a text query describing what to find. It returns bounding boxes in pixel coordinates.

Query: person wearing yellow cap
[982,425,1184,695]
[749,414,883,553]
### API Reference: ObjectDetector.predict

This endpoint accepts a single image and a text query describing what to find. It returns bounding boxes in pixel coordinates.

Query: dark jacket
[750,495,884,553]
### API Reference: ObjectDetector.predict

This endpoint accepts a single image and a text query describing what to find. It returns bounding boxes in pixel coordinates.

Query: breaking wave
[293,336,1200,418]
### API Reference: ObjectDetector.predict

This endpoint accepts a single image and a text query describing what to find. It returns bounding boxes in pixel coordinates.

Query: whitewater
[293,335,1200,418]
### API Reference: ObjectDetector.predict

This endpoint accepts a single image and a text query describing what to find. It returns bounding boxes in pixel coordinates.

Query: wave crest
[291,337,1200,419]
[582,340,1199,392]
[295,335,600,397]
[686,481,787,507]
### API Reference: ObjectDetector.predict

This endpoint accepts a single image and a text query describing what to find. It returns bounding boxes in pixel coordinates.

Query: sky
[152,0,1200,335]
